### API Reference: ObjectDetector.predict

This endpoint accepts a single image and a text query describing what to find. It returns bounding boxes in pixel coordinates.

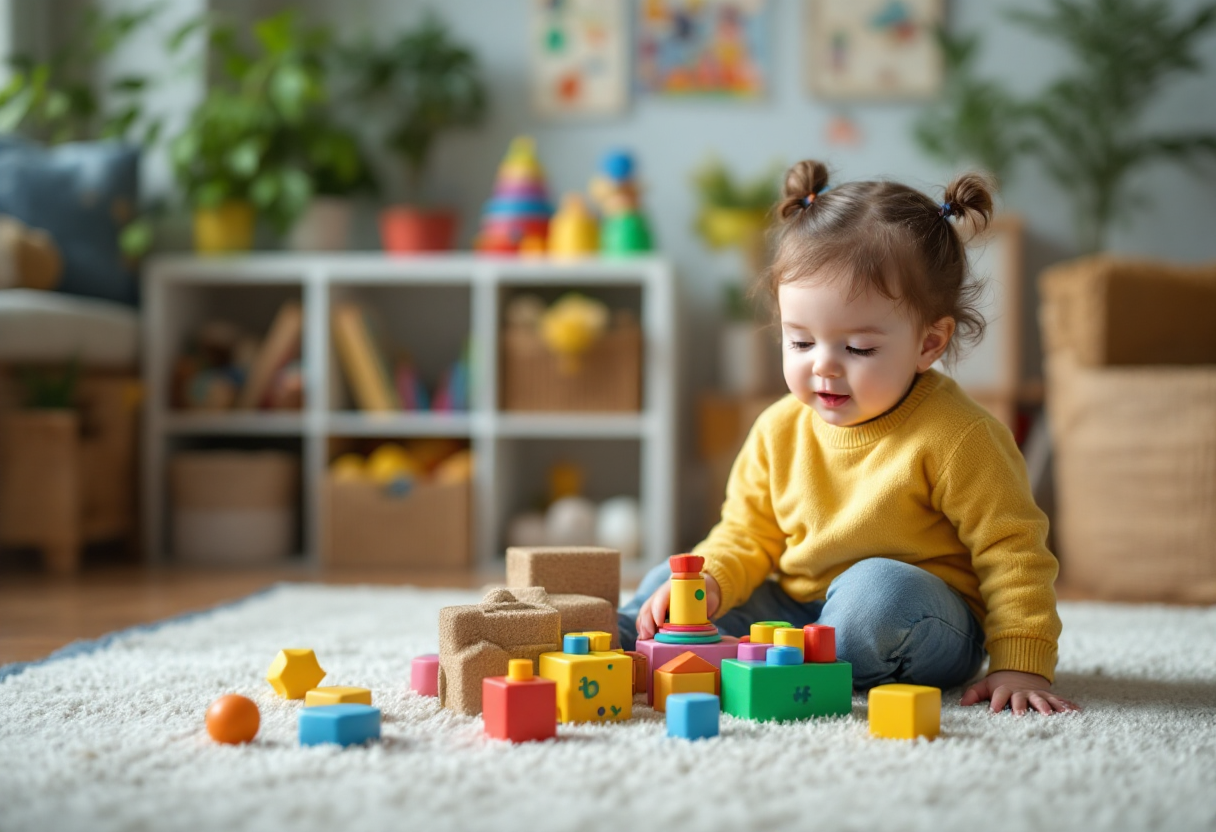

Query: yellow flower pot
[194,202,255,254]
[698,207,768,250]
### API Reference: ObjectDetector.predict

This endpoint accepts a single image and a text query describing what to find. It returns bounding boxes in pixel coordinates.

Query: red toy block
[482,660,557,743]
[669,554,704,573]
[803,625,836,663]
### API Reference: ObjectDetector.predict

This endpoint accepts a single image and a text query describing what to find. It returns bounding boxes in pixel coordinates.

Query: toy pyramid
[476,136,554,254]
[655,554,723,644]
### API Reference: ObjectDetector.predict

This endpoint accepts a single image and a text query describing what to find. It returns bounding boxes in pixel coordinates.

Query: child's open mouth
[816,392,851,408]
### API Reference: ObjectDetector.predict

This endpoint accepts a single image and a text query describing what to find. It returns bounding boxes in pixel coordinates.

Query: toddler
[620,160,1077,716]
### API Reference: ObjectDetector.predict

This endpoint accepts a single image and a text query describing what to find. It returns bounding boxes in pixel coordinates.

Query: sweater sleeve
[693,413,787,616]
[934,419,1063,682]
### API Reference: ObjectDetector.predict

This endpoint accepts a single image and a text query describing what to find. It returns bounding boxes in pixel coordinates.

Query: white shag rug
[2,585,1215,832]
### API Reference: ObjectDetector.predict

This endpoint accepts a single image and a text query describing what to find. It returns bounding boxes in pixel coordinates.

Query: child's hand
[960,670,1080,715]
[636,573,721,641]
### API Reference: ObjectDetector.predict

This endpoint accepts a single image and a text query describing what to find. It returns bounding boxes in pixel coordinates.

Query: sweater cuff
[986,636,1059,683]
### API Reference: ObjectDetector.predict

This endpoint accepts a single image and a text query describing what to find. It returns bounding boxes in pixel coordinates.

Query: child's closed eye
[788,340,813,351]
[847,346,878,357]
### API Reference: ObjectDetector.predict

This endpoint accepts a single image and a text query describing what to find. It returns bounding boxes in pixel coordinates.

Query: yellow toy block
[669,577,708,625]
[539,647,632,723]
[773,628,805,660]
[653,652,719,713]
[304,686,372,707]
[868,684,941,740]
[568,631,613,652]
[266,649,326,699]
[749,623,774,644]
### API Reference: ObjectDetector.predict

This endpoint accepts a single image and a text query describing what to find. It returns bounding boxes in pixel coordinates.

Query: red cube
[482,674,557,743]
[803,624,836,663]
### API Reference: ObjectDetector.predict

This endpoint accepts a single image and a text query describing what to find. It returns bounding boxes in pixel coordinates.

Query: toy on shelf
[666,692,720,741]
[298,704,381,747]
[437,588,562,716]
[305,687,373,707]
[539,632,633,723]
[410,654,440,697]
[634,554,740,706]
[868,684,941,740]
[548,193,600,258]
[590,150,653,255]
[541,293,609,375]
[205,694,260,745]
[653,651,719,713]
[475,136,554,254]
[482,658,558,743]
[266,649,326,699]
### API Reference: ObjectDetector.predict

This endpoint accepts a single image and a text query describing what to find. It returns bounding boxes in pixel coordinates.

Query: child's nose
[813,353,842,378]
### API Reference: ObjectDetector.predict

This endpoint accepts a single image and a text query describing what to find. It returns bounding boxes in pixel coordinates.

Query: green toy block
[720,659,853,722]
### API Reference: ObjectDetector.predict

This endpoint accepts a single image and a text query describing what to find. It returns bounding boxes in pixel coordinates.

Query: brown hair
[764,160,996,366]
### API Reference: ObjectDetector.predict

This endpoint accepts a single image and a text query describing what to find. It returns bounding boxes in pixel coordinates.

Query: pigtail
[777,160,830,220]
[940,171,996,243]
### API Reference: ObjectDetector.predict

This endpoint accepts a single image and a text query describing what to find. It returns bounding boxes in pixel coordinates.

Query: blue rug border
[0,582,288,683]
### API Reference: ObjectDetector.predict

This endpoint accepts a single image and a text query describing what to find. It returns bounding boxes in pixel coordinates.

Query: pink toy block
[635,637,740,706]
[803,625,837,663]
[737,642,770,662]
[411,654,440,697]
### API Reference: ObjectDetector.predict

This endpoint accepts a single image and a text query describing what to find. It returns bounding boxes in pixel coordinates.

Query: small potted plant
[348,13,487,252]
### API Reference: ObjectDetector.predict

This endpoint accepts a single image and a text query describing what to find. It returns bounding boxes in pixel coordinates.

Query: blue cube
[666,692,720,740]
[298,704,381,747]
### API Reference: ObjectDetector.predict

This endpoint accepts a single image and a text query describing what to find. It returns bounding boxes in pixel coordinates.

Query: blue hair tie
[938,202,953,218]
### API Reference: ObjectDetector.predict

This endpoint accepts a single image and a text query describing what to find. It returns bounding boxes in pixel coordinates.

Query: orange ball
[205,694,260,744]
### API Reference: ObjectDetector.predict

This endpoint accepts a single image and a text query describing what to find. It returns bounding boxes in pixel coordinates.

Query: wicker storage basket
[1041,256,1216,601]
[500,323,641,412]
[323,477,469,569]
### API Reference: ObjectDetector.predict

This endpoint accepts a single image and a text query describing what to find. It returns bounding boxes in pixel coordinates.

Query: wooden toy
[475,136,554,254]
[266,649,326,699]
[666,693,720,741]
[669,573,709,626]
[803,624,837,663]
[653,554,727,646]
[720,658,853,722]
[205,694,260,745]
[634,639,740,706]
[623,650,649,694]
[868,684,941,740]
[773,628,805,660]
[505,546,622,647]
[410,654,440,697]
[483,658,558,743]
[548,193,599,258]
[298,704,381,747]
[590,150,653,255]
[653,651,719,713]
[305,686,372,707]
[438,588,562,716]
[539,633,632,723]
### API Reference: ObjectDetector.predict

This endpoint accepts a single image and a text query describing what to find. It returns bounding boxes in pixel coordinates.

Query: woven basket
[1040,256,1216,601]
[500,324,641,412]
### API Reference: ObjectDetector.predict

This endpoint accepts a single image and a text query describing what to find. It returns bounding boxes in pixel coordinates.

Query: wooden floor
[0,565,508,665]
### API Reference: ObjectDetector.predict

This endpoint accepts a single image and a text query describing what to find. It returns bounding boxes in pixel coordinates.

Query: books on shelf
[331,302,401,412]
[237,300,303,410]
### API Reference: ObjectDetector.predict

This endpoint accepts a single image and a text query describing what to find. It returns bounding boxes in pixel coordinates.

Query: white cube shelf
[142,253,677,570]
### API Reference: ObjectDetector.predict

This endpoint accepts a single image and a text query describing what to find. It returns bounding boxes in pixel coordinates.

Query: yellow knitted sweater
[695,369,1062,682]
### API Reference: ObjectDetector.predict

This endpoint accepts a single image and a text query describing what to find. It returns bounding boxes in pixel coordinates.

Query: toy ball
[367,443,420,485]
[596,496,641,560]
[205,694,260,744]
[546,496,598,546]
[600,150,635,181]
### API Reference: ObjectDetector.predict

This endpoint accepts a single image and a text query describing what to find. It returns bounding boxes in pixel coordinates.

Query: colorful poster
[807,0,944,99]
[636,0,769,98]
[532,0,629,117]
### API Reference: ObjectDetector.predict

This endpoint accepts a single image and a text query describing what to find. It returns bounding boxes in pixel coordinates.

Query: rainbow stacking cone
[476,136,554,254]
[656,554,723,645]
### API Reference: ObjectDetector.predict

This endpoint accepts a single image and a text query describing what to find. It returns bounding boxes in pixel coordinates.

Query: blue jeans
[618,557,986,690]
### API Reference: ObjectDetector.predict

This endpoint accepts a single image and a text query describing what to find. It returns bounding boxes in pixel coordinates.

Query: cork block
[507,586,620,649]
[506,546,621,607]
[438,588,562,716]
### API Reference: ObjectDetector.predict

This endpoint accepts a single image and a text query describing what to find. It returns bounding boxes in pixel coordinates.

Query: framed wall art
[532,0,629,117]
[636,0,770,98]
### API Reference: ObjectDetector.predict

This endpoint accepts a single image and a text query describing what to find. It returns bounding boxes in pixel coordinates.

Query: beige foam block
[437,588,561,716]
[487,586,620,649]
[506,546,621,606]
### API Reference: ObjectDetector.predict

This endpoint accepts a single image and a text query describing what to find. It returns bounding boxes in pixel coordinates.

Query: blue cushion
[0,137,140,306]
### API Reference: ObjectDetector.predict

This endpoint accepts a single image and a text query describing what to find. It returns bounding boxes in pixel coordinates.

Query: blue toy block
[563,634,590,655]
[766,645,803,666]
[298,704,381,747]
[666,693,720,740]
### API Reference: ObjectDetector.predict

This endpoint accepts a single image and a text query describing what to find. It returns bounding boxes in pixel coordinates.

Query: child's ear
[917,317,956,372]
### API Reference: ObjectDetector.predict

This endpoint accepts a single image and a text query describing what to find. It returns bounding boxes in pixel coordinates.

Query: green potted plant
[348,13,487,252]
[170,10,369,253]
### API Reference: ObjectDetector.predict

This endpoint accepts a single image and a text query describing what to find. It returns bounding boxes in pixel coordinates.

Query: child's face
[778,275,953,427]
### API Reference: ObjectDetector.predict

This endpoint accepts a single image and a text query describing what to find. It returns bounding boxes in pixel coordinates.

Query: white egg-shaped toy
[507,512,549,548]
[545,496,598,546]
[596,496,641,560]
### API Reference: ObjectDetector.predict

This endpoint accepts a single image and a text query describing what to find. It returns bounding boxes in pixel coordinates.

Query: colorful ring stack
[656,553,723,645]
